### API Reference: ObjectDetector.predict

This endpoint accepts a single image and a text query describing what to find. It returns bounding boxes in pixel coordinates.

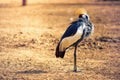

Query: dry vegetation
[0,1,120,80]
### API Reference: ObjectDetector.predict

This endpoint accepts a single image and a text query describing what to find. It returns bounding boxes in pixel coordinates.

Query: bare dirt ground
[0,1,120,80]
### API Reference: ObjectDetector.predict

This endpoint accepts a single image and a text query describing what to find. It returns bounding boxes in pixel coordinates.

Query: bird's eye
[82,14,89,20]
[85,15,88,20]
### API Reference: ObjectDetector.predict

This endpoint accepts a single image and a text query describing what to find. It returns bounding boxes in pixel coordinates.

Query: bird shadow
[67,69,85,73]
[16,70,47,74]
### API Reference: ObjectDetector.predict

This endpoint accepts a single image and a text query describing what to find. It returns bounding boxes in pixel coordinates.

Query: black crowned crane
[55,8,94,72]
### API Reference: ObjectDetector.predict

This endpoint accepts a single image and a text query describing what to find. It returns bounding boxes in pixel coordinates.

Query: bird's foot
[73,69,81,72]
[73,69,77,72]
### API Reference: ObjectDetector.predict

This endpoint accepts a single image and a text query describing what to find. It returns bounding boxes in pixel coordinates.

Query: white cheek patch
[59,24,85,52]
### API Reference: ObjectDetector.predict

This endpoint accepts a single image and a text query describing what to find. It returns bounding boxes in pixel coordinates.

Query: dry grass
[0,1,120,80]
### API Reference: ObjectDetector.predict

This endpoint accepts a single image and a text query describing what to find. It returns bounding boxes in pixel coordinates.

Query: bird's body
[56,17,94,58]
[55,8,94,72]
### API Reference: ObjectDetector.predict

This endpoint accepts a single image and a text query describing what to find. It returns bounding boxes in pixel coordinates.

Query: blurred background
[0,0,120,80]
[0,0,120,5]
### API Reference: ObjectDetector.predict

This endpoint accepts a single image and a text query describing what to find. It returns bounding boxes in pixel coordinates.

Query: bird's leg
[74,44,78,72]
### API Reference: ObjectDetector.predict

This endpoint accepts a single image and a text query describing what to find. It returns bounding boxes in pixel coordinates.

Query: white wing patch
[59,23,85,52]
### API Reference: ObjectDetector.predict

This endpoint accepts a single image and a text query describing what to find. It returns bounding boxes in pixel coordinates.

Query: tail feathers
[55,43,66,58]
[56,51,66,58]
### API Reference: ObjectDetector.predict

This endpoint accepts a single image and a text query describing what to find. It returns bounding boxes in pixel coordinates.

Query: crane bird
[55,8,94,72]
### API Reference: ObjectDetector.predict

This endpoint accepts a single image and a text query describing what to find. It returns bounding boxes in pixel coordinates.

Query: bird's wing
[58,21,84,52]
[61,21,82,40]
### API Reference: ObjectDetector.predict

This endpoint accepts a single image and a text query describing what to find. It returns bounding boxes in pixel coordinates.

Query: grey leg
[74,44,78,72]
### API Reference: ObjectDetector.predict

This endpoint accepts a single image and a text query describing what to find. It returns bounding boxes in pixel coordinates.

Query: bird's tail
[55,43,66,58]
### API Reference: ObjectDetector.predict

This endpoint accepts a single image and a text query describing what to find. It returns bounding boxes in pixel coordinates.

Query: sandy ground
[0,1,120,80]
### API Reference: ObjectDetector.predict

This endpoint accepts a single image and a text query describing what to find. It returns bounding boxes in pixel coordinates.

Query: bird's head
[75,8,90,21]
